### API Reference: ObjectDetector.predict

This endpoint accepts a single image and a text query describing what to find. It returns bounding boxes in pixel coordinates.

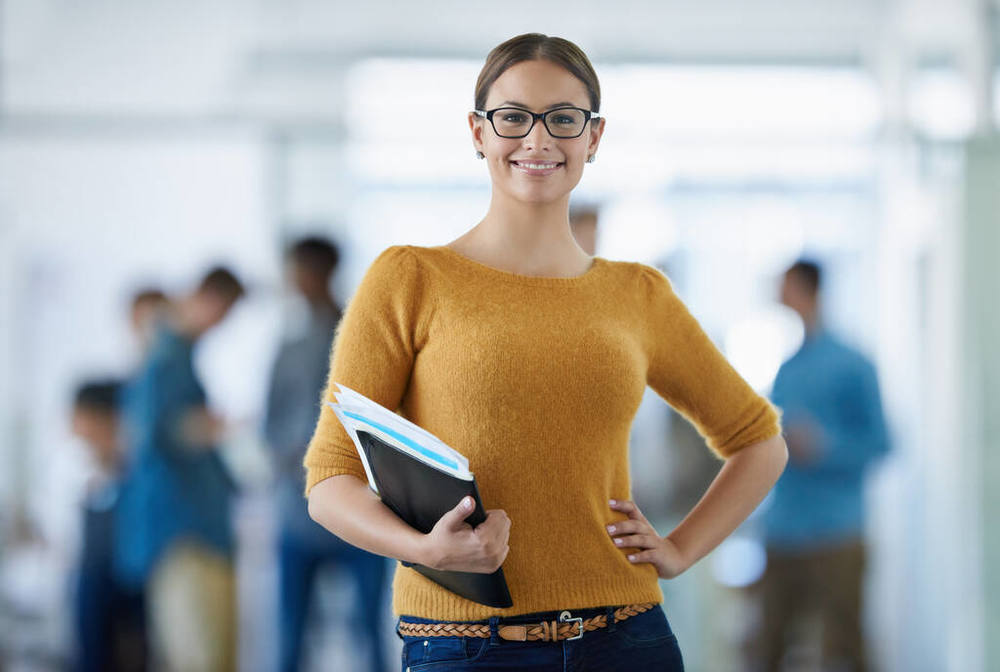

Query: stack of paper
[327,384,472,493]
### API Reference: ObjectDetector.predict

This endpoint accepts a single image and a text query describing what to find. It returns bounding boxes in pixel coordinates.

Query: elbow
[725,434,787,479]
[307,489,324,526]
[306,475,349,532]
[743,434,788,481]
[308,489,341,538]
[767,434,789,485]
[775,435,789,475]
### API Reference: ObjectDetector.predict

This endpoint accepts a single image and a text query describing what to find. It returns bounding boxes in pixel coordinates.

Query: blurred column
[870,8,924,671]
[961,136,1000,672]
[959,5,997,671]
[0,216,12,539]
[963,0,996,135]
[879,3,997,671]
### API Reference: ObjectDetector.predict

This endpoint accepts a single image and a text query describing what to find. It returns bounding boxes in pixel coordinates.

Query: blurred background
[1,1,999,671]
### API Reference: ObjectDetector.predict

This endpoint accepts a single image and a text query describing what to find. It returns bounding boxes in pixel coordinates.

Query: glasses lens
[544,108,587,137]
[492,108,534,137]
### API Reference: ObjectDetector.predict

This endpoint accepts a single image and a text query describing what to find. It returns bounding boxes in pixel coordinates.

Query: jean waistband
[398,603,638,627]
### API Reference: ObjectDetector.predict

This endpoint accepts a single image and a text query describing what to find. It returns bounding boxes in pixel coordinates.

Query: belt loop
[606,606,617,633]
[489,616,500,645]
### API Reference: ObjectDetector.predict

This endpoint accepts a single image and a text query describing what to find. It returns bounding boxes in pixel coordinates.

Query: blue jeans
[74,504,147,672]
[398,604,684,671]
[74,560,147,672]
[279,530,390,672]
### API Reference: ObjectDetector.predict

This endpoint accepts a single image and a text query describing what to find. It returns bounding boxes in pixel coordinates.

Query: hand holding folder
[327,384,513,608]
[424,495,511,576]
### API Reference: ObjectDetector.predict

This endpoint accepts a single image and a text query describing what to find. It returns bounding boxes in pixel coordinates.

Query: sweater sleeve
[640,265,781,458]
[303,246,427,493]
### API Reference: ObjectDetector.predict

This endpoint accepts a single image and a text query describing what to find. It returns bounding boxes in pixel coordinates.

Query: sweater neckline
[429,245,607,286]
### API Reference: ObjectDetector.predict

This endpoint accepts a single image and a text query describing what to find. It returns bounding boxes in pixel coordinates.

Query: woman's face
[469,59,605,205]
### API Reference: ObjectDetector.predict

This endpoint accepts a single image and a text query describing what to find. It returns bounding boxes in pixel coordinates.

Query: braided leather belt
[398,603,655,643]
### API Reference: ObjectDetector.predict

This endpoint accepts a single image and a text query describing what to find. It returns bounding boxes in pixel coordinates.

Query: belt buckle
[559,610,583,641]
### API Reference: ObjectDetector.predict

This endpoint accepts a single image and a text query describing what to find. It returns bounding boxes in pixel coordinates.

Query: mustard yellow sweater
[304,245,780,621]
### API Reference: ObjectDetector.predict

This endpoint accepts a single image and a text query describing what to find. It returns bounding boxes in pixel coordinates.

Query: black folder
[356,430,513,608]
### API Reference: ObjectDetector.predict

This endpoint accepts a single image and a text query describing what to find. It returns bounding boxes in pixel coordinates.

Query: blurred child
[70,379,147,672]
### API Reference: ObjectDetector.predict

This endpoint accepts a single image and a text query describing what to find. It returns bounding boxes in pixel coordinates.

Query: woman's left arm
[608,434,787,579]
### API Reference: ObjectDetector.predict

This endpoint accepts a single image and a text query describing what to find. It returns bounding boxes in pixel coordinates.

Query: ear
[468,111,486,155]
[587,117,605,157]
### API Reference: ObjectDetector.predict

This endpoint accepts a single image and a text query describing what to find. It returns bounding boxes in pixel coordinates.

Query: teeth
[517,162,559,170]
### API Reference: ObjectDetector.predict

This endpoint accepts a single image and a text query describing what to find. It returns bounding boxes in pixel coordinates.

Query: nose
[521,116,553,151]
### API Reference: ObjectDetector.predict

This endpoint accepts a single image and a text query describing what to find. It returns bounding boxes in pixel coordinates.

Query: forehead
[485,59,590,109]
[782,270,810,290]
[73,405,116,420]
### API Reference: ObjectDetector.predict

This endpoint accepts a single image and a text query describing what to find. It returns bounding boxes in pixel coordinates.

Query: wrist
[409,532,439,568]
[665,533,695,572]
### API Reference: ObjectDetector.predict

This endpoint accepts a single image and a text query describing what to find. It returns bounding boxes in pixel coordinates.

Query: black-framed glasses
[473,106,600,139]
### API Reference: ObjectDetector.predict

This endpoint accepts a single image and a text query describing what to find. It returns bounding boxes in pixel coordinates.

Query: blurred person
[70,379,147,672]
[264,237,389,672]
[754,260,890,672]
[129,288,169,357]
[305,33,787,671]
[115,267,245,672]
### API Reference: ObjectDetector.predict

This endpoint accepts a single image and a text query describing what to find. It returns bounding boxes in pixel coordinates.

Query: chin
[506,177,582,205]
[509,189,570,206]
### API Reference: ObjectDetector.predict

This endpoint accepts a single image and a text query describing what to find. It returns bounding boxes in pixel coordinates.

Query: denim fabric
[74,496,147,672]
[279,531,390,672]
[398,604,684,671]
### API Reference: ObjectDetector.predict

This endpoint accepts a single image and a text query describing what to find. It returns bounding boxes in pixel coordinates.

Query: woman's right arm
[308,474,511,573]
[305,248,510,573]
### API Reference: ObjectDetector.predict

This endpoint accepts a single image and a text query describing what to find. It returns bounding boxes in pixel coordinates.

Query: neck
[800,310,820,336]
[97,452,122,474]
[303,291,335,310]
[170,300,203,340]
[467,191,589,274]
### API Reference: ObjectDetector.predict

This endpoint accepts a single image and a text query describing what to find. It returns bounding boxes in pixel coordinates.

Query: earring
[476,151,485,159]
[586,154,596,164]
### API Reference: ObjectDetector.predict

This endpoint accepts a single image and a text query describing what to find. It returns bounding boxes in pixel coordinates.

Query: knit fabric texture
[304,245,781,621]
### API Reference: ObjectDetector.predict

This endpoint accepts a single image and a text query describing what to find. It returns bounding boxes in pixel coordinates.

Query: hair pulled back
[474,33,601,113]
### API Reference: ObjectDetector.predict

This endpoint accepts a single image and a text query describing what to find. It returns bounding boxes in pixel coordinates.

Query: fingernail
[628,555,636,561]
[607,525,615,533]
[614,538,623,546]
[462,497,473,510]
[609,499,617,506]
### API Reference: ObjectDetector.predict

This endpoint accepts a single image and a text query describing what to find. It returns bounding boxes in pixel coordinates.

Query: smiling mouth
[510,160,564,173]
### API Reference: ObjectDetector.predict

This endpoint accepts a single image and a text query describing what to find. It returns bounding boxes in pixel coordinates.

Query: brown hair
[474,33,601,112]
[787,259,822,296]
[289,236,340,277]
[198,266,245,303]
[130,287,168,312]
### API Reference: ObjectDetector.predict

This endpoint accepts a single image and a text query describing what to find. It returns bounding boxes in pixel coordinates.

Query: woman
[305,33,787,671]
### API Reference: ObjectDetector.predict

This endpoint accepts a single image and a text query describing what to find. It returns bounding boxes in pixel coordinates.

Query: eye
[500,111,530,124]
[551,114,577,126]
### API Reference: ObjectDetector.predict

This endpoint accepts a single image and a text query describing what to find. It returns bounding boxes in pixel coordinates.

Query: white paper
[325,383,472,487]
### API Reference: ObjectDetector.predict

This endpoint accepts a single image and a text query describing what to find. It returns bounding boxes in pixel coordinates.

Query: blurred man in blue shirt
[758,260,889,672]
[116,267,244,672]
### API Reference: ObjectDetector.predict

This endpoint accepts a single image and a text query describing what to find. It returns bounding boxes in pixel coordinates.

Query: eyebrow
[497,100,584,110]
